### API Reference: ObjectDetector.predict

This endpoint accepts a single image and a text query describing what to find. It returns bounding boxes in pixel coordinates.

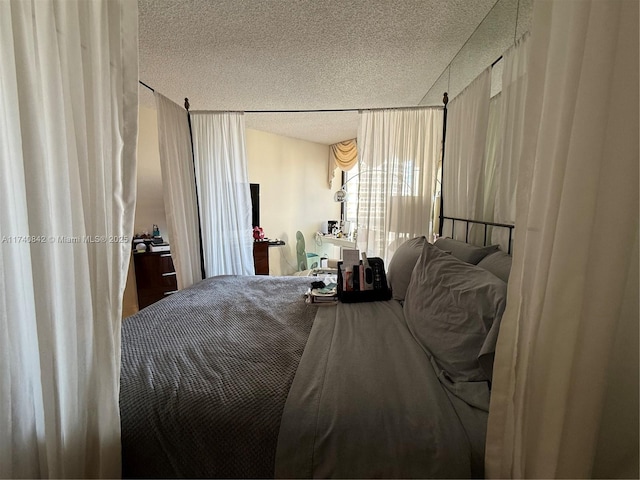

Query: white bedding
[275,300,487,478]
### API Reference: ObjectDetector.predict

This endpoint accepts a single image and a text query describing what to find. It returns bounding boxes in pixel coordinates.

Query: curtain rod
[243,105,444,114]
[139,80,154,92]
[243,108,359,113]
[186,105,444,114]
[140,80,445,112]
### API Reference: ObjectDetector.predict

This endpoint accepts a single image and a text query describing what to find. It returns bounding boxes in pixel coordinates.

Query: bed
[120,236,512,478]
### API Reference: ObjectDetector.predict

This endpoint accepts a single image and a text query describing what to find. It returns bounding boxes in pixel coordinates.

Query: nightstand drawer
[158,253,175,273]
[253,241,269,275]
[133,251,178,309]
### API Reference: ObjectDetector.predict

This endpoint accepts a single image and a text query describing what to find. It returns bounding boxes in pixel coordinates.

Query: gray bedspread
[120,275,317,478]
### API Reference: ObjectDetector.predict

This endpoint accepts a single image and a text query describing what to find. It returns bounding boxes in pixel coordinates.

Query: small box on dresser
[133,251,178,309]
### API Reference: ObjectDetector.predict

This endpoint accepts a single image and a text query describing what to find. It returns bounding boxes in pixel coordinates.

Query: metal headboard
[440,216,515,254]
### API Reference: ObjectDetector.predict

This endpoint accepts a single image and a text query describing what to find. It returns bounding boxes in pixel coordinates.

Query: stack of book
[305,283,338,306]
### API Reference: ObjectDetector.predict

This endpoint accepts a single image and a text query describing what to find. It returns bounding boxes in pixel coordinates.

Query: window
[343,163,359,223]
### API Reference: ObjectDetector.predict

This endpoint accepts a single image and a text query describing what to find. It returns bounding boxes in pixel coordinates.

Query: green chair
[296,231,320,271]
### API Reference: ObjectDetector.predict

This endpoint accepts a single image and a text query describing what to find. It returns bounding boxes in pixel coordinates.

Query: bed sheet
[275,300,488,478]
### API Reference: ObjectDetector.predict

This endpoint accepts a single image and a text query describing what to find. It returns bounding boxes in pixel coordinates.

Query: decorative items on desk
[253,226,265,241]
[321,219,356,241]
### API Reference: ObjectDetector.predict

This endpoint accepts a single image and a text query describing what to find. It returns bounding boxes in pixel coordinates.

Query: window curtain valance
[328,138,357,187]
[332,139,358,170]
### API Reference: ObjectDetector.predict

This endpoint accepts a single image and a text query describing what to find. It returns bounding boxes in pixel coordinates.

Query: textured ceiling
[139,0,531,145]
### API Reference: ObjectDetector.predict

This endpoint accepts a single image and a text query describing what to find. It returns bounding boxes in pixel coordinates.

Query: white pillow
[386,236,427,301]
[434,237,499,264]
[403,242,507,382]
[477,251,512,283]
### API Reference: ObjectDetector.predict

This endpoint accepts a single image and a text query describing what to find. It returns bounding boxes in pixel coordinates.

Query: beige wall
[246,128,342,276]
[123,105,170,318]
[122,256,138,318]
[126,107,342,307]
[134,106,169,241]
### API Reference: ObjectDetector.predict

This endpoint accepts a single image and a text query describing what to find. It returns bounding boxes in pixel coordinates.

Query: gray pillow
[477,251,512,283]
[387,236,427,301]
[404,242,507,383]
[434,237,499,264]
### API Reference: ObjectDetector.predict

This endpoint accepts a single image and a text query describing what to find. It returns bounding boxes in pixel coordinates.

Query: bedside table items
[150,243,170,252]
[131,225,176,309]
[132,226,169,252]
[132,231,152,251]
[337,250,391,303]
[305,280,338,305]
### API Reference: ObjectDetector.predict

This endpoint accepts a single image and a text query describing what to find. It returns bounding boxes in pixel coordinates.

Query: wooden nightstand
[253,240,286,275]
[133,251,178,308]
[253,241,269,275]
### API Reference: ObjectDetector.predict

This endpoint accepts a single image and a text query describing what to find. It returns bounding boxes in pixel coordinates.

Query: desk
[314,234,357,255]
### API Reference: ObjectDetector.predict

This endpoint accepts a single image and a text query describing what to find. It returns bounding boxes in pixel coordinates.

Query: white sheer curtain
[191,112,254,276]
[486,1,638,478]
[0,1,138,477]
[356,108,442,260]
[491,34,530,251]
[155,93,203,289]
[442,68,491,242]
[481,93,503,226]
